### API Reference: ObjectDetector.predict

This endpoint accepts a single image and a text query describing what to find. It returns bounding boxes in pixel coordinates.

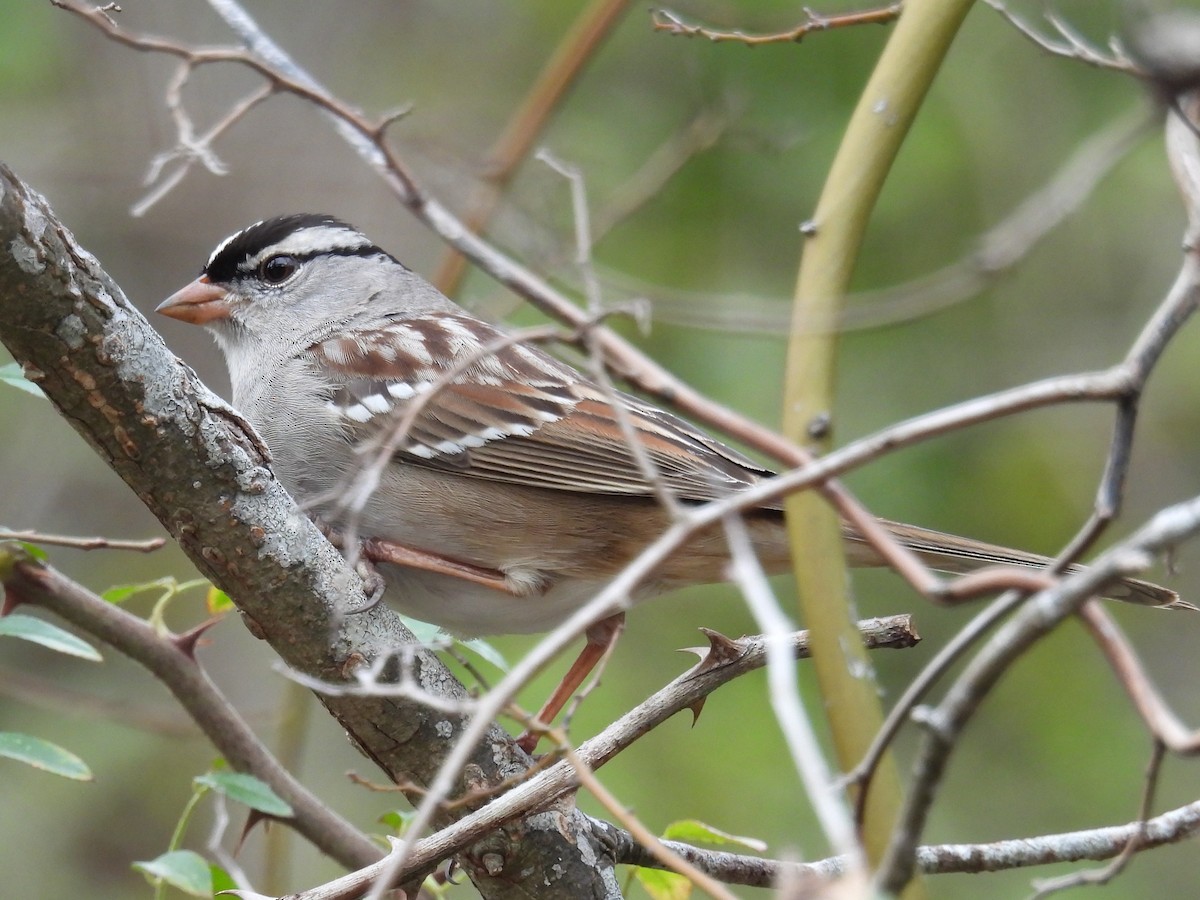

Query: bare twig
[0,529,165,552]
[619,792,1200,883]
[651,4,903,45]
[983,0,1141,74]
[840,591,1024,819]
[206,793,255,893]
[133,77,273,216]
[562,743,738,900]
[1078,604,1200,753]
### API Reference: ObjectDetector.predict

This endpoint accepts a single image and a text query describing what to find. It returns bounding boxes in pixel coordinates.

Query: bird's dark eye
[260,255,299,284]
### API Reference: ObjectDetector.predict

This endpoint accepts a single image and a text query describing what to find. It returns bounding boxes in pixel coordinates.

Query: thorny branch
[0,550,381,870]
[255,616,919,899]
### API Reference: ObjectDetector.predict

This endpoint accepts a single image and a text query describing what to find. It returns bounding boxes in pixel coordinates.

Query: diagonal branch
[0,549,380,870]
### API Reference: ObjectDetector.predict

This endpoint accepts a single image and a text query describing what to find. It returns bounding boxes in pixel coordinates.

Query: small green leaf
[0,613,102,661]
[660,819,767,853]
[634,867,692,900]
[379,808,417,833]
[399,615,443,644]
[209,862,237,894]
[0,362,45,398]
[206,585,234,614]
[195,771,294,817]
[101,579,167,604]
[15,541,47,562]
[0,731,92,780]
[461,637,509,671]
[398,616,509,671]
[133,850,212,896]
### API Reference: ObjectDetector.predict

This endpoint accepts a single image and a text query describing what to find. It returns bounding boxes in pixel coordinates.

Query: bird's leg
[361,537,520,595]
[318,521,521,596]
[516,612,626,754]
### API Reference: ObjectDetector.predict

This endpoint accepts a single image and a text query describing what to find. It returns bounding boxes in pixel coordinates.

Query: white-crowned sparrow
[156,214,1182,633]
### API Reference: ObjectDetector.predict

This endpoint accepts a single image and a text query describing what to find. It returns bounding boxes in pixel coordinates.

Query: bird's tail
[841,517,1190,610]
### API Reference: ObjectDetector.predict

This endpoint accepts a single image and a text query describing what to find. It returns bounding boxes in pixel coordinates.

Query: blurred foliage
[2,0,1200,897]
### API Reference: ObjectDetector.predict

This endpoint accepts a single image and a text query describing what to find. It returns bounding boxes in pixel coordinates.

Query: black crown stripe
[202,214,398,282]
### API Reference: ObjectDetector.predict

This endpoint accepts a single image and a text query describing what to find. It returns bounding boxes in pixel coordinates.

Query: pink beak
[155,276,233,325]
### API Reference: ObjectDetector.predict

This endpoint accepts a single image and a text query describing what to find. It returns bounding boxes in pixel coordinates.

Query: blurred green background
[2,0,1200,896]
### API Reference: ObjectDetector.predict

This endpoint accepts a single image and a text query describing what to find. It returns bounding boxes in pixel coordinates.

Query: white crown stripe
[242,226,373,269]
[207,219,263,268]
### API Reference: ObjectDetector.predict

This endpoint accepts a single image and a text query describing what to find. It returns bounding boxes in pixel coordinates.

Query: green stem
[781,0,975,884]
[155,785,207,900]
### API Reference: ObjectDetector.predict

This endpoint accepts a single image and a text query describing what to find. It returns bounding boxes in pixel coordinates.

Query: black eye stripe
[202,214,404,283]
[234,246,399,279]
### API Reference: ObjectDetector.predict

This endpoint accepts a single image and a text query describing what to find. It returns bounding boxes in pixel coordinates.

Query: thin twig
[983,0,1141,74]
[0,529,166,552]
[840,590,1025,819]
[1077,604,1200,753]
[651,3,903,45]
[619,792,1200,883]
[562,743,738,900]
[133,79,273,216]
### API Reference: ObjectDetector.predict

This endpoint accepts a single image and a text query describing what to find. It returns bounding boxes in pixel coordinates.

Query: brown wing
[309,314,774,502]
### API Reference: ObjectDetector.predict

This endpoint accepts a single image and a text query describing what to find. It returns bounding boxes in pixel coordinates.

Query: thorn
[1,586,26,617]
[236,808,275,854]
[687,696,708,726]
[686,627,746,673]
[169,616,222,659]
